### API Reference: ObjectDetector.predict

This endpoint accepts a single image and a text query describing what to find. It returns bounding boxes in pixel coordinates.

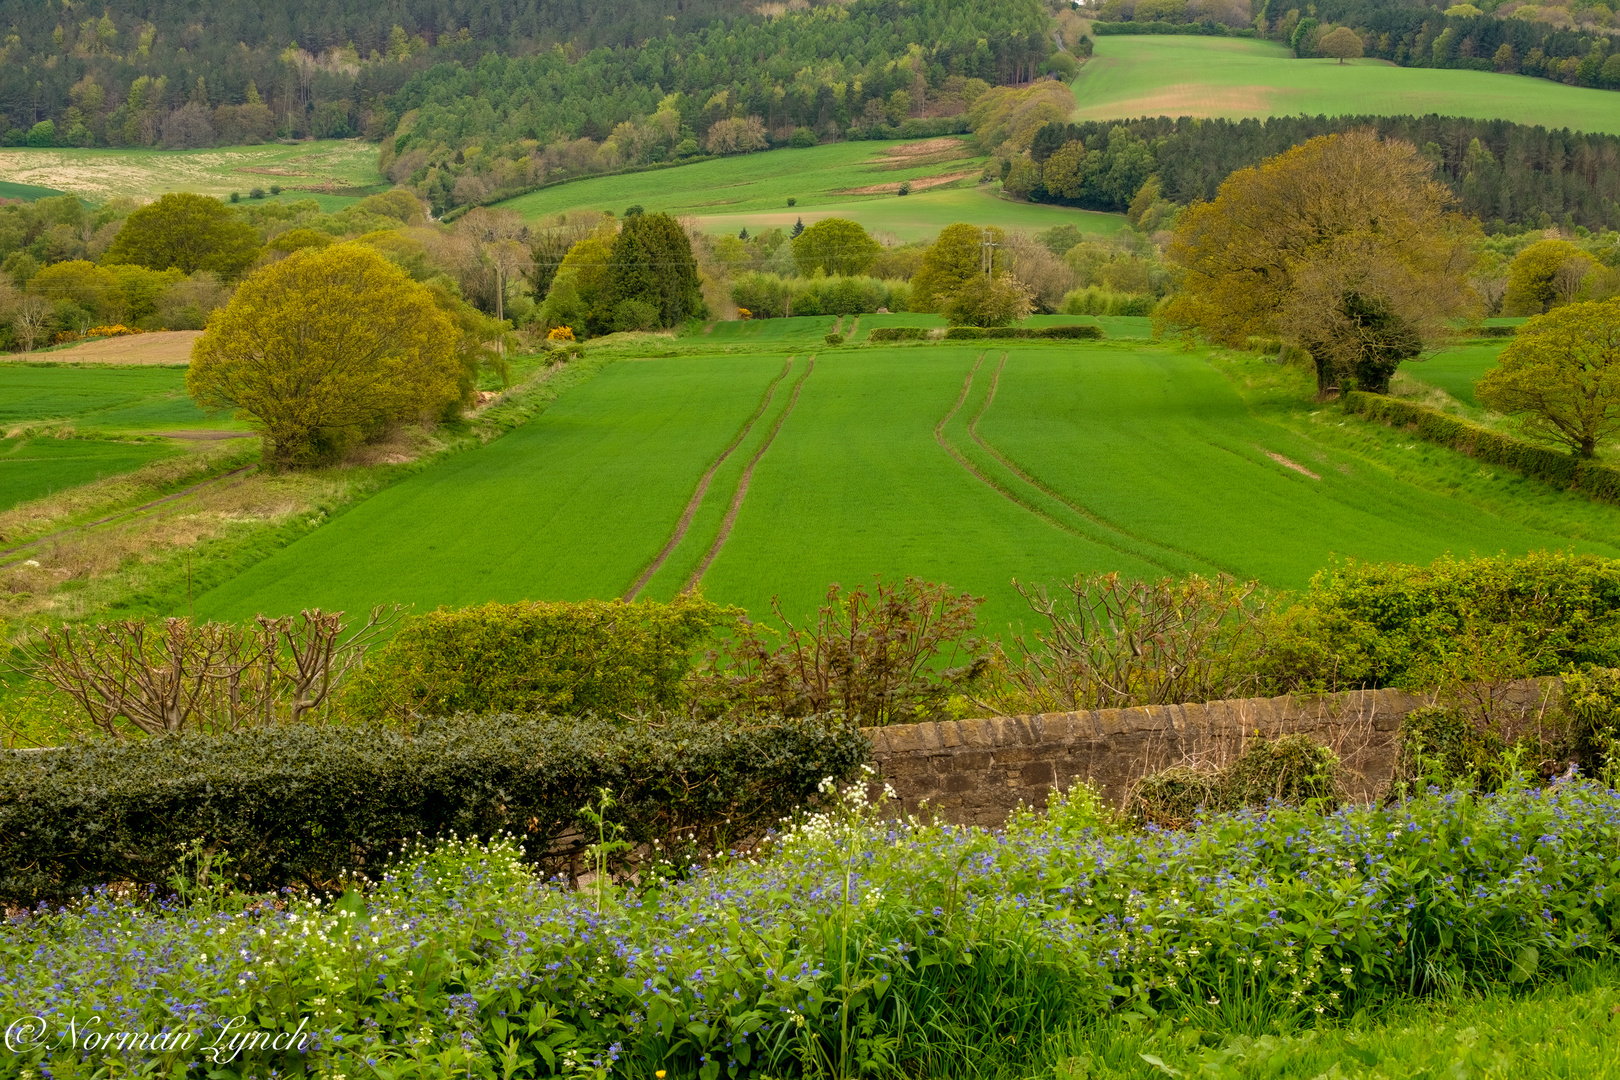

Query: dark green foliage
[1025,115,1620,231]
[1395,703,1567,791]
[1133,734,1342,827]
[0,712,869,904]
[824,332,845,345]
[342,595,734,725]
[1264,551,1620,692]
[604,212,703,328]
[1344,391,1620,503]
[1093,21,1258,35]
[1339,290,1424,393]
[1560,666,1620,777]
[942,325,1104,340]
[102,192,261,278]
[867,326,933,341]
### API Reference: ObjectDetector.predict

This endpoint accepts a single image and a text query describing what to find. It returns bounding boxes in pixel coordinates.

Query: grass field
[0,434,180,512]
[191,336,1620,633]
[1072,36,1620,134]
[0,178,66,201]
[496,139,1128,240]
[0,140,383,204]
[1401,342,1505,406]
[0,361,245,433]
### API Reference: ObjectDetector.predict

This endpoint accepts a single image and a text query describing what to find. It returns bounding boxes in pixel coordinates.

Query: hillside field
[496,139,1129,240]
[192,328,1620,634]
[1072,36,1620,135]
[0,140,383,206]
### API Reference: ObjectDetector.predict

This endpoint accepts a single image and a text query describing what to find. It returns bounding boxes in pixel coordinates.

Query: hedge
[1344,391,1620,504]
[941,325,1105,340]
[867,326,933,341]
[1091,21,1257,36]
[0,713,869,904]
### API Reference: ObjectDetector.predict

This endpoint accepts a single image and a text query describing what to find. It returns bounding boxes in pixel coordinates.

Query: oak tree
[790,217,882,278]
[104,192,261,278]
[1162,131,1478,395]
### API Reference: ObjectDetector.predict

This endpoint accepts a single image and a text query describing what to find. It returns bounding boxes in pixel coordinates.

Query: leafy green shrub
[1261,551,1620,692]
[342,595,734,724]
[1344,391,1620,504]
[1560,666,1620,778]
[730,272,909,318]
[942,325,1103,340]
[867,325,931,341]
[1061,285,1156,316]
[1133,735,1341,827]
[611,298,660,332]
[823,332,844,346]
[0,712,868,904]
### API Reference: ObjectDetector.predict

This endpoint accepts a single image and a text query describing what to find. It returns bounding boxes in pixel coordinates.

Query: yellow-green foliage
[341,594,738,724]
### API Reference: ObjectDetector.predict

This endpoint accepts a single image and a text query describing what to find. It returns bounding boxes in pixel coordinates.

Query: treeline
[383,0,1057,213]
[0,0,1060,215]
[1007,114,1620,232]
[1091,0,1620,91]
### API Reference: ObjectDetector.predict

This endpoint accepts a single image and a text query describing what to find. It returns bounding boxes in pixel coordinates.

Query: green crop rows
[1073,37,1620,135]
[194,336,1620,634]
[0,435,179,512]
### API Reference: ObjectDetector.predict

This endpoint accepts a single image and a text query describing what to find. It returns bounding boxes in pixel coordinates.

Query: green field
[0,179,67,201]
[0,362,243,433]
[1401,342,1506,406]
[1072,36,1620,134]
[0,140,384,205]
[193,337,1620,633]
[496,140,1128,240]
[0,434,180,511]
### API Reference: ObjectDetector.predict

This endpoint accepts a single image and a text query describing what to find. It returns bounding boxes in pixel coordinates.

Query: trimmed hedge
[942,325,1105,341]
[0,714,869,904]
[1344,391,1620,504]
[1091,21,1257,36]
[867,326,932,341]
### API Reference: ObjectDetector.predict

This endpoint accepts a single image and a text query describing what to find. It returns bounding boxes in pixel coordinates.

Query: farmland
[0,140,383,206]
[0,357,249,512]
[1072,36,1620,135]
[496,139,1129,239]
[194,332,1620,633]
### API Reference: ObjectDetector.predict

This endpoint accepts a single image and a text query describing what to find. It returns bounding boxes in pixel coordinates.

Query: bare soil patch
[880,139,965,157]
[28,331,202,366]
[837,170,977,195]
[1262,448,1322,480]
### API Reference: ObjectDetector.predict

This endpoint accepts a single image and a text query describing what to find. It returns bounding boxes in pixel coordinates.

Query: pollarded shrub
[0,712,869,904]
[342,595,736,725]
[1132,735,1341,827]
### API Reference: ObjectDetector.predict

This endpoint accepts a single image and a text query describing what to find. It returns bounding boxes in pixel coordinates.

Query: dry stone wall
[863,683,1557,827]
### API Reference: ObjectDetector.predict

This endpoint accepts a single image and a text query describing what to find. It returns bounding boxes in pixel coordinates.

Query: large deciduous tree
[188,244,460,470]
[1503,239,1596,315]
[911,222,1007,313]
[1476,299,1620,459]
[790,217,882,278]
[103,192,262,278]
[1318,27,1364,63]
[1162,130,1478,396]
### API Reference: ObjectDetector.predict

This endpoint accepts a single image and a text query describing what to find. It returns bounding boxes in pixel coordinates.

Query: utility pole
[981,227,998,279]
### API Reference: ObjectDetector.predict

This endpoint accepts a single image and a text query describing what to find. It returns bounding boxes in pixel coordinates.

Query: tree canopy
[103,193,261,278]
[791,219,882,278]
[1476,299,1620,458]
[606,212,704,329]
[1163,131,1479,395]
[188,243,460,469]
[911,223,1006,313]
[1504,239,1598,315]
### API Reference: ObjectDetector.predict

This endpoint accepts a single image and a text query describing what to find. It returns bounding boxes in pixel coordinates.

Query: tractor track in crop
[623,358,796,600]
[682,356,815,593]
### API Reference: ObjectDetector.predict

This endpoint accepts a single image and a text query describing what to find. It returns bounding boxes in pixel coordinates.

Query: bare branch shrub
[690,577,988,725]
[980,572,1271,714]
[19,607,398,739]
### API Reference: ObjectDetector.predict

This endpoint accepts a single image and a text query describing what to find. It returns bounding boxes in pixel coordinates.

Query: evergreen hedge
[0,714,869,905]
[941,325,1104,340]
[1344,391,1620,504]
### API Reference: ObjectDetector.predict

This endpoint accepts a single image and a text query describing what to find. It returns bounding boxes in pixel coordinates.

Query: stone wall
[864,682,1557,827]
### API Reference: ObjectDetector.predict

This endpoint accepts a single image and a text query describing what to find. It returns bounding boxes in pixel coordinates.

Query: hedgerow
[5,778,1619,1078]
[940,324,1104,340]
[1343,391,1620,505]
[0,712,868,905]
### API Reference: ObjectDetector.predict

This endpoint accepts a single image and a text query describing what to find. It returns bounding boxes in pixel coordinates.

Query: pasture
[192,335,1620,634]
[1072,36,1620,135]
[496,140,1128,240]
[0,434,179,512]
[0,140,383,204]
